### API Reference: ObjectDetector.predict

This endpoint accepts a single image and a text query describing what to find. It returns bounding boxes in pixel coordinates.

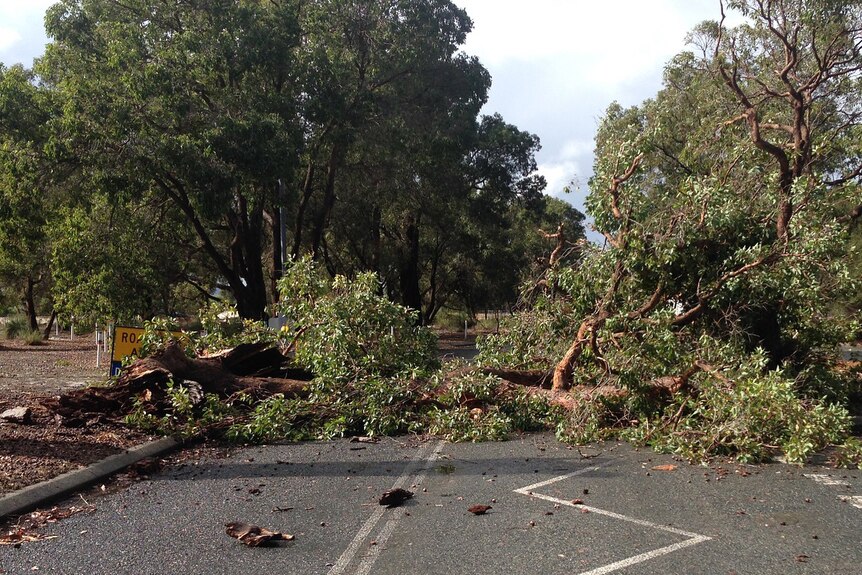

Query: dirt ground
[0,337,158,496]
[0,332,482,498]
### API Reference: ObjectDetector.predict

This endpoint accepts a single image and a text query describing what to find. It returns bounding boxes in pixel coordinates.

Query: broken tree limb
[45,342,313,419]
[480,367,553,388]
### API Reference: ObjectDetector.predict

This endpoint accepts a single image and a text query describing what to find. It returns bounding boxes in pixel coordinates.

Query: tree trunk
[45,342,312,420]
[292,161,315,259]
[400,212,423,318]
[370,205,382,275]
[311,143,343,260]
[269,207,283,303]
[24,277,38,332]
[42,309,57,340]
[227,188,269,321]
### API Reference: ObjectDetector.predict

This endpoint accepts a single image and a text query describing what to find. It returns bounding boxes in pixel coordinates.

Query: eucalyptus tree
[482,0,862,461]
[287,0,485,265]
[40,0,304,320]
[40,0,521,321]
[0,64,55,333]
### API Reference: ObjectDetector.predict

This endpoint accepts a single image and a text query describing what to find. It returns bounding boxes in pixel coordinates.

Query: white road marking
[354,441,446,575]
[805,473,862,511]
[838,495,862,509]
[804,473,851,487]
[515,463,711,575]
[327,440,444,575]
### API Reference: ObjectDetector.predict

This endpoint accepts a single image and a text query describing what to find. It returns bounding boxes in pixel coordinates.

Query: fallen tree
[45,342,314,422]
[477,0,862,463]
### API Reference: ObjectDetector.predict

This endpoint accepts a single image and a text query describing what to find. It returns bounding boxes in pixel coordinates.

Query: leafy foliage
[3,316,27,340]
[275,257,439,381]
[479,0,862,463]
[125,259,561,444]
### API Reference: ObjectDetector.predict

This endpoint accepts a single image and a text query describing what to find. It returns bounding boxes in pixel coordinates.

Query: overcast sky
[1,0,732,226]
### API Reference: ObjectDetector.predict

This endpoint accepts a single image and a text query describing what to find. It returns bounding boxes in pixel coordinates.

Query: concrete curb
[0,436,180,520]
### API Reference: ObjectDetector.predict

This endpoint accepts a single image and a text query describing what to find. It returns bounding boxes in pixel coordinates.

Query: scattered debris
[0,529,57,546]
[651,464,677,471]
[127,457,163,477]
[1,505,96,546]
[571,498,584,505]
[795,554,810,563]
[468,505,492,515]
[379,488,413,508]
[224,522,294,547]
[45,342,313,421]
[0,406,31,424]
[350,436,379,444]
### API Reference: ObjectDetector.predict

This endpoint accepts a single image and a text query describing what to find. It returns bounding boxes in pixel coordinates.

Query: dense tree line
[0,0,583,327]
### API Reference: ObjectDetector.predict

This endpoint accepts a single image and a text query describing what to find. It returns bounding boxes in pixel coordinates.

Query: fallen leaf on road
[571,498,584,505]
[379,488,413,507]
[350,436,379,444]
[651,464,678,471]
[1,504,96,546]
[795,554,810,563]
[0,528,57,545]
[225,522,294,547]
[468,505,491,515]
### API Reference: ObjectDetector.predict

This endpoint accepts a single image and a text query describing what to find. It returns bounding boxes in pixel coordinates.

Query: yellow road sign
[110,325,183,376]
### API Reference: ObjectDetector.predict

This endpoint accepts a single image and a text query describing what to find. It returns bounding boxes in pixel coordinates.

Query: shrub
[23,329,46,346]
[3,316,27,340]
[275,257,439,381]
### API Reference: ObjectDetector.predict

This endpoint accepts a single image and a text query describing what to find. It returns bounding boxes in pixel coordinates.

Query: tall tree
[40,0,304,319]
[0,64,55,333]
[549,0,862,389]
[483,0,861,451]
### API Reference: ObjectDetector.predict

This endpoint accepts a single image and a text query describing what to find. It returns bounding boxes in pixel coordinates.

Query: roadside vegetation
[2,0,862,466]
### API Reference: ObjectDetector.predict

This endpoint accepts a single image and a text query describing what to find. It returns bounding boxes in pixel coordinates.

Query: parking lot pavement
[3,434,860,575]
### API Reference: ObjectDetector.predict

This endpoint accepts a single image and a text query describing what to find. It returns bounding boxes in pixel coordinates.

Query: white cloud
[0,0,55,66]
[457,0,719,92]
[453,0,739,227]
[558,139,593,163]
[539,137,593,201]
[0,27,20,52]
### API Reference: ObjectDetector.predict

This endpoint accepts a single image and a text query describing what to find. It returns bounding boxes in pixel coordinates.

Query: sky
[0,0,735,230]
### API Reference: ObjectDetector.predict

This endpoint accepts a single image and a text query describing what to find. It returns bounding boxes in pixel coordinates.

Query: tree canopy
[0,0,578,325]
[480,0,862,461]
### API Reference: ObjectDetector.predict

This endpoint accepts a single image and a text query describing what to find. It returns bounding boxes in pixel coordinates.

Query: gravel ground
[0,337,158,496]
[0,332,482,498]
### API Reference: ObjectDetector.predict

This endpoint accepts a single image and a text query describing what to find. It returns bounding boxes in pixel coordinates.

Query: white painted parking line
[354,442,446,575]
[327,440,445,575]
[838,495,862,509]
[804,473,851,487]
[515,464,711,575]
[804,473,862,511]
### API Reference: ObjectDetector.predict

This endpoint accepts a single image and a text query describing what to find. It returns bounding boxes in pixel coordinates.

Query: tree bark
[399,212,423,319]
[45,342,312,420]
[24,276,38,332]
[311,143,344,260]
[292,161,316,259]
[227,187,269,320]
[42,309,57,340]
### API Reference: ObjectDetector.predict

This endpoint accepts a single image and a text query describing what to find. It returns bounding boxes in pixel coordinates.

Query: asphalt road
[2,434,860,575]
